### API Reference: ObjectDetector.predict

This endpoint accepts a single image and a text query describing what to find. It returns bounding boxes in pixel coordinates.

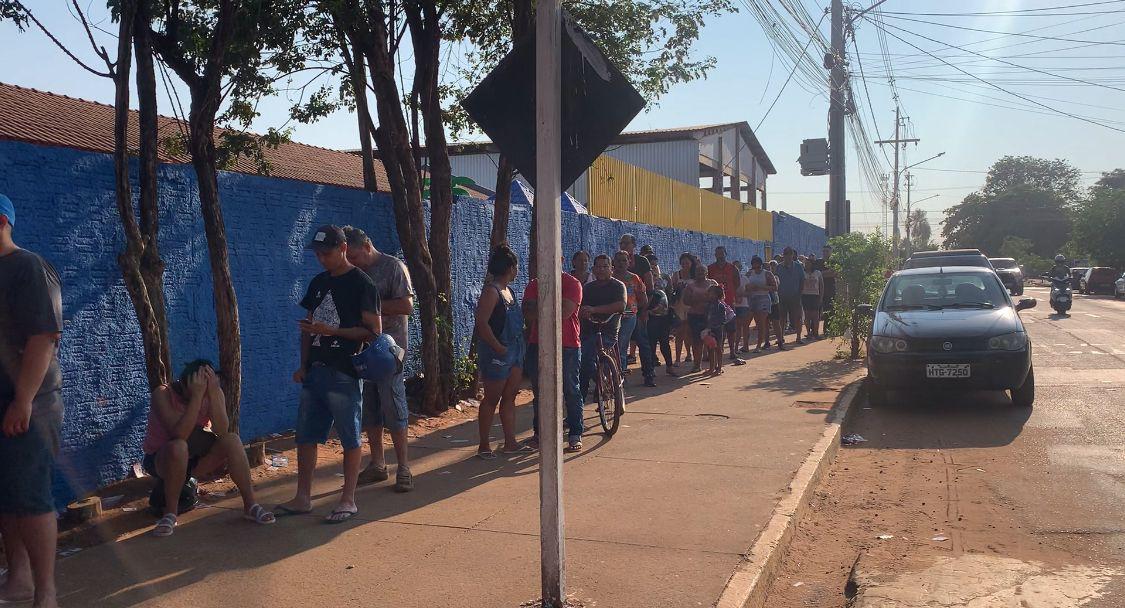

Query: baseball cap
[0,194,14,227]
[306,224,346,251]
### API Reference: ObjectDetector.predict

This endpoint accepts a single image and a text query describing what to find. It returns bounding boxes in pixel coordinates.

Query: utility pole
[875,106,918,256]
[827,0,847,237]
[904,171,914,252]
[535,0,565,605]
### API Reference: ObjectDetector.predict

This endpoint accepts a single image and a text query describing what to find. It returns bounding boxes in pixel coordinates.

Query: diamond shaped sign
[462,11,645,190]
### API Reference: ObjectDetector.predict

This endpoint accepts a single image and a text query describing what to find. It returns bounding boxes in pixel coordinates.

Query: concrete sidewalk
[52,340,861,608]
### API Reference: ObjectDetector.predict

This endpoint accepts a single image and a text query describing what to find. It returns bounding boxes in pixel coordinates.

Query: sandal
[324,507,358,525]
[152,513,177,537]
[477,449,497,460]
[565,440,583,452]
[358,464,389,485]
[731,358,746,366]
[244,504,276,525]
[273,504,312,518]
[503,444,535,454]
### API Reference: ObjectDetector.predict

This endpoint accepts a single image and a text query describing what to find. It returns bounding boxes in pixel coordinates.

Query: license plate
[926,363,970,378]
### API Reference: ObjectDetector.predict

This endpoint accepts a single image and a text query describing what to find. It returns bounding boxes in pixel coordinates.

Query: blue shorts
[749,294,772,314]
[297,364,363,450]
[0,392,62,515]
[735,306,751,319]
[477,338,525,381]
[362,368,409,432]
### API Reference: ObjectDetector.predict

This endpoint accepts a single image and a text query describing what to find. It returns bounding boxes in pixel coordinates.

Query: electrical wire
[862,16,1125,134]
[755,10,828,129]
[879,1,1125,18]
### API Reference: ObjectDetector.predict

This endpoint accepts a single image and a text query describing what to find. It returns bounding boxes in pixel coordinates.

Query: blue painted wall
[772,211,827,255]
[0,139,824,506]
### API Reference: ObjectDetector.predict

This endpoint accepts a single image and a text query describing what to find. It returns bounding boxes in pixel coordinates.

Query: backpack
[148,476,198,516]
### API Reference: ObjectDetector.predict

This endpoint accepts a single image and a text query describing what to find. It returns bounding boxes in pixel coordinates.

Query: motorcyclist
[1048,254,1070,281]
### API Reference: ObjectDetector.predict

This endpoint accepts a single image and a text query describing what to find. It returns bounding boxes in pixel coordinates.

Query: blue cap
[0,194,13,227]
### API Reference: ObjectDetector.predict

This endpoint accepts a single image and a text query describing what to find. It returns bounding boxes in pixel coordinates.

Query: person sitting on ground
[702,285,729,376]
[143,360,275,537]
[473,244,526,459]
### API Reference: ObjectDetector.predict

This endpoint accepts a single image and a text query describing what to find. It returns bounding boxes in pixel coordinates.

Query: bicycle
[588,315,625,436]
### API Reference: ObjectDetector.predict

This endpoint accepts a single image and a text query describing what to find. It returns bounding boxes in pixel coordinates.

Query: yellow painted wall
[634,166,673,228]
[671,181,701,231]
[582,154,775,243]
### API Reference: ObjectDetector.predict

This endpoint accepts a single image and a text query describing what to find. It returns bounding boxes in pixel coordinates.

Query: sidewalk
[51,340,861,608]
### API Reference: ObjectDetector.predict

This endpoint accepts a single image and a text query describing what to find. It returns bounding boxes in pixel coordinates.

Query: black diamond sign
[462,11,645,191]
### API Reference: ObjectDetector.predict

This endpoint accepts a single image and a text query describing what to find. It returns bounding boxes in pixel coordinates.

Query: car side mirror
[1016,298,1037,311]
[855,304,874,316]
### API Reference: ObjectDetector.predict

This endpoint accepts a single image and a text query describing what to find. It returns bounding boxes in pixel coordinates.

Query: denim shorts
[0,392,62,515]
[297,364,363,450]
[478,338,525,381]
[362,368,409,432]
[749,294,772,314]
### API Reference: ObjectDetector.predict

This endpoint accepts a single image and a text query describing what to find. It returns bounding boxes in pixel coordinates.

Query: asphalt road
[764,286,1125,607]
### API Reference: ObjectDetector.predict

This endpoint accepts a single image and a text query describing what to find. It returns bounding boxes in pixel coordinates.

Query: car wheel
[867,381,887,407]
[1011,366,1035,408]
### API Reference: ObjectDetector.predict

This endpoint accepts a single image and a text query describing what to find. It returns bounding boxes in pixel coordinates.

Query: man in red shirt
[523,267,584,451]
[708,247,744,364]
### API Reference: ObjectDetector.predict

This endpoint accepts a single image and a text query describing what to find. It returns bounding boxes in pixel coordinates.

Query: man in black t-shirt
[278,225,382,524]
[0,194,63,607]
[578,254,627,399]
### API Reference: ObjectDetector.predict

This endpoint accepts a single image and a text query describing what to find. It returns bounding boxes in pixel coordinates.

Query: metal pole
[535,0,565,605]
[891,105,900,255]
[904,171,912,253]
[828,0,847,237]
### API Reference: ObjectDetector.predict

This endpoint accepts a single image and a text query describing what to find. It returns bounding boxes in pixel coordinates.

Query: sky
[2,1,1122,236]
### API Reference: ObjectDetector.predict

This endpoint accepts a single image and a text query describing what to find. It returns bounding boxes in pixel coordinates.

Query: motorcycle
[1043,275,1073,315]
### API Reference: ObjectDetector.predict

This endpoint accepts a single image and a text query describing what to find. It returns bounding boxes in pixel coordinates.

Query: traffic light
[799,138,829,176]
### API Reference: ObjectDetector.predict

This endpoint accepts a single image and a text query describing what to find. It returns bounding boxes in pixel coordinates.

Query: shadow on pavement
[847,387,1031,450]
[736,357,860,396]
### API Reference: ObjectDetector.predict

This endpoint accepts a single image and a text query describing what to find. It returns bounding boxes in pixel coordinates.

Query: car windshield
[905,255,988,269]
[990,259,1018,269]
[882,272,1009,310]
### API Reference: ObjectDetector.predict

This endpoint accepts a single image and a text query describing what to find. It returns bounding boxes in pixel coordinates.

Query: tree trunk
[490,155,514,247]
[340,35,378,192]
[337,5,446,415]
[110,1,167,391]
[134,0,172,380]
[187,114,243,431]
[489,0,531,250]
[408,2,455,408]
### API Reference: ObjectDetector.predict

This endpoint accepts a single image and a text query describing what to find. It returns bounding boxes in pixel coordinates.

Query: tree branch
[13,0,111,77]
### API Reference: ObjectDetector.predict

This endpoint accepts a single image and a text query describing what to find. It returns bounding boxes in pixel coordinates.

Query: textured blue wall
[0,139,816,506]
[772,211,827,256]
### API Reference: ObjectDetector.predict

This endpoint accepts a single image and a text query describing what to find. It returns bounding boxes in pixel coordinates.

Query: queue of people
[0,187,834,607]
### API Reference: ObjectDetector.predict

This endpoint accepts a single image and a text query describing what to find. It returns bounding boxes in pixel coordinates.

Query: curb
[714,379,865,608]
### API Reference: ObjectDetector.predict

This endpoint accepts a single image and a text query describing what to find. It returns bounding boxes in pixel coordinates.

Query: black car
[861,267,1037,407]
[988,257,1024,296]
[1079,267,1118,295]
[903,249,994,270]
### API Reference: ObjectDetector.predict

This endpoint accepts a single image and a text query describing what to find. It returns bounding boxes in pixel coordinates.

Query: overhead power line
[878,13,1125,46]
[880,1,1125,18]
[756,11,828,130]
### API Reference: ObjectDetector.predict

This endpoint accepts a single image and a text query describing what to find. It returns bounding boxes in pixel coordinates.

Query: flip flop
[477,450,497,460]
[502,444,535,454]
[273,505,312,518]
[324,508,358,525]
[244,504,276,525]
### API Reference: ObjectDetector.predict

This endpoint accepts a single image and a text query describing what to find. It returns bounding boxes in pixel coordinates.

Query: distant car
[861,266,1037,408]
[1116,273,1125,300]
[988,257,1024,296]
[1069,267,1089,290]
[1080,267,1118,295]
[903,249,994,270]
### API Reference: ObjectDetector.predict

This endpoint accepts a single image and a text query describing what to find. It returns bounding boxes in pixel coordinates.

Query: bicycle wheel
[597,352,623,436]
